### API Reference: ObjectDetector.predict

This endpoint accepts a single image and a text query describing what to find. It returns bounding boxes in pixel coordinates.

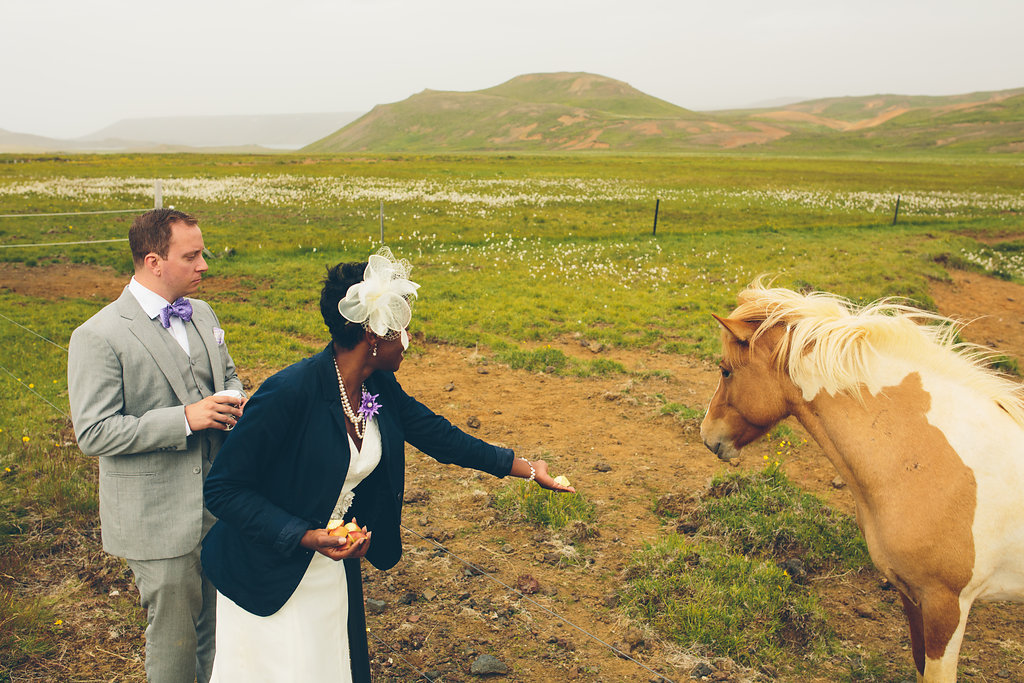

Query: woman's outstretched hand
[299,521,371,561]
[531,459,576,493]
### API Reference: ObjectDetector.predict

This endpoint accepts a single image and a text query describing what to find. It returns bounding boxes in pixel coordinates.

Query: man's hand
[185,394,244,432]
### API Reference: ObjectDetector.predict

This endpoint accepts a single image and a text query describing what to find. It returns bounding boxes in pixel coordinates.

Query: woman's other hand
[299,526,372,561]
[531,459,577,493]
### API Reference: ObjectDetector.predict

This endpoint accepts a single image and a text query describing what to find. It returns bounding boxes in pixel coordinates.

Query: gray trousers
[128,544,216,683]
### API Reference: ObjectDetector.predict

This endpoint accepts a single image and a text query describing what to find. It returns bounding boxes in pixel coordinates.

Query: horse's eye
[721,367,732,379]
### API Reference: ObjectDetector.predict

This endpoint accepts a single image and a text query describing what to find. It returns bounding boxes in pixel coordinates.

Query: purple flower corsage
[359,392,382,421]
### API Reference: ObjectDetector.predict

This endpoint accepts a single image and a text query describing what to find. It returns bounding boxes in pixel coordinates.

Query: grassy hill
[478,72,690,118]
[305,73,1024,154]
[307,72,723,153]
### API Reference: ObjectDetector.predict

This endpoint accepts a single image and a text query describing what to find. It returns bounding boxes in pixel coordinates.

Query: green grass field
[3,154,1022,367]
[2,151,1022,677]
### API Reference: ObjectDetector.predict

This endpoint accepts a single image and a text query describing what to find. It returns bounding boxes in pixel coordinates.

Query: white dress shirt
[128,277,194,435]
[128,277,190,356]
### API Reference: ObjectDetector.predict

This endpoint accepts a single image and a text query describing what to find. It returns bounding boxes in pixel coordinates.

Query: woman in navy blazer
[202,252,572,682]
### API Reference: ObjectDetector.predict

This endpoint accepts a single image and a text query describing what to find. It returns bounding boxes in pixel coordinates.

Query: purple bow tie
[159,298,193,328]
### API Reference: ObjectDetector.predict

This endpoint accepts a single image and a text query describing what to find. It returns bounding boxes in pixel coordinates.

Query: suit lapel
[117,290,193,405]
[318,346,353,467]
[189,301,224,392]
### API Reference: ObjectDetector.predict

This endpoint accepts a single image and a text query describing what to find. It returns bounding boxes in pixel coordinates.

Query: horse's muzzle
[702,438,737,462]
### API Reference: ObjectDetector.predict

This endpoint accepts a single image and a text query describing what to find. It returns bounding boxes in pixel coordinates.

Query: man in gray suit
[68,209,246,683]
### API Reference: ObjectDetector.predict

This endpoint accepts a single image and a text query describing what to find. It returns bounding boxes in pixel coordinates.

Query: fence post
[154,180,163,210]
[379,201,384,243]
[892,194,901,225]
[652,198,660,236]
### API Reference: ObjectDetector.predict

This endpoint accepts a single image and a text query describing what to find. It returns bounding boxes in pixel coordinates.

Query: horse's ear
[713,314,758,344]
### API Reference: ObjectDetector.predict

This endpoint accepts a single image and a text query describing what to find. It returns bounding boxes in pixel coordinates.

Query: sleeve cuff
[494,447,515,477]
[274,516,313,555]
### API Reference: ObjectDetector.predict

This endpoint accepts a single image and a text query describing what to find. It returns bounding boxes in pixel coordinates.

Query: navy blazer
[202,344,514,617]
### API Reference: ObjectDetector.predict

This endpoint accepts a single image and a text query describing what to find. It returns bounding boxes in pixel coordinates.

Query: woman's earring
[372,346,378,357]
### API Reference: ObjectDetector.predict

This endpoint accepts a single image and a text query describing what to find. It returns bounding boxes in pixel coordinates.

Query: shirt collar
[128,277,175,320]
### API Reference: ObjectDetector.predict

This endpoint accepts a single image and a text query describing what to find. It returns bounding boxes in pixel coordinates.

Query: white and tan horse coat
[700,283,1024,682]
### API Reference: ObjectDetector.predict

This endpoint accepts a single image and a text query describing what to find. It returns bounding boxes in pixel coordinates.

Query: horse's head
[700,312,796,461]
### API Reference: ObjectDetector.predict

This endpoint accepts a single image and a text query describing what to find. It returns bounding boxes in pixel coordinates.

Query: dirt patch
[0,262,246,302]
[934,92,1018,117]
[631,121,663,135]
[489,123,543,145]
[754,106,909,131]
[0,262,127,302]
[753,110,848,130]
[5,263,1023,681]
[558,129,611,151]
[843,107,909,131]
[930,269,1024,366]
[694,123,790,149]
[557,115,588,127]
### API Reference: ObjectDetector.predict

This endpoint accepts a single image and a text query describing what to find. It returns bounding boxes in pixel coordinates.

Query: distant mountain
[0,129,282,154]
[5,79,1022,155]
[0,112,365,153]
[746,90,1024,153]
[305,73,1024,154]
[725,96,808,110]
[80,112,363,149]
[0,128,80,152]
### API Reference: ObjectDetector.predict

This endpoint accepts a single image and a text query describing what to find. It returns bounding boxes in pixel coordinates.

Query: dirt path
[931,269,1024,366]
[3,263,1023,681]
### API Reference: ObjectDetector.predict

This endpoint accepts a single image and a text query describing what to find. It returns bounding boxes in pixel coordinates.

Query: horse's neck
[790,369,970,510]
[790,395,879,508]
[788,361,1024,608]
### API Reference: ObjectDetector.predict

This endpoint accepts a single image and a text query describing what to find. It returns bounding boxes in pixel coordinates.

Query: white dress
[210,418,382,682]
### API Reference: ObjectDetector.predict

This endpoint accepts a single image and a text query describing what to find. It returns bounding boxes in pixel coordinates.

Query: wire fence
[0,362,68,418]
[0,312,68,352]
[0,237,129,249]
[0,181,162,250]
[0,208,147,219]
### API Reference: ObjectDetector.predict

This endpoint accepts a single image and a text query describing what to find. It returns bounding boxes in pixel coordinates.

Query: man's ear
[143,251,162,276]
[712,314,759,344]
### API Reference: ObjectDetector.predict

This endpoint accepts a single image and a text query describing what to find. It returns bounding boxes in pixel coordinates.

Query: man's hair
[128,209,199,266]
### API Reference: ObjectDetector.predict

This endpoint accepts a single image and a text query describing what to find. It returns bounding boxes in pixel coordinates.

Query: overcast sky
[2,0,1022,139]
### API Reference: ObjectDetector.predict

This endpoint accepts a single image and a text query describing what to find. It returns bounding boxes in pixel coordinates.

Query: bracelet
[520,457,536,482]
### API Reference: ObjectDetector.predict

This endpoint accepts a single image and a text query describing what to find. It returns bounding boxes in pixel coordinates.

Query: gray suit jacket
[68,287,243,560]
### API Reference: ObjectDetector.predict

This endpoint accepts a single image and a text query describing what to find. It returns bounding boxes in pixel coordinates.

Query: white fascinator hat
[337,247,420,340]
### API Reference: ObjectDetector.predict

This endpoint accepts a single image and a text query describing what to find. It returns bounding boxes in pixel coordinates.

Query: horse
[699,280,1024,682]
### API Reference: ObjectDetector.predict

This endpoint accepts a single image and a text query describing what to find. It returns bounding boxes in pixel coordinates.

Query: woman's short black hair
[321,261,368,349]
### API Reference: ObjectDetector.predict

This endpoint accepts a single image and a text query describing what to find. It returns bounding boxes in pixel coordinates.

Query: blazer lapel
[190,301,224,392]
[117,290,193,406]
[318,346,352,464]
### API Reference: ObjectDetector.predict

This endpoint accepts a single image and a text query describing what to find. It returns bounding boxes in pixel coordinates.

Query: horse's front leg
[901,588,971,682]
[899,591,926,681]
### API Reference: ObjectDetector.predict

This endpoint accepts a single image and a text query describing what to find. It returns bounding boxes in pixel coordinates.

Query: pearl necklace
[334,357,367,439]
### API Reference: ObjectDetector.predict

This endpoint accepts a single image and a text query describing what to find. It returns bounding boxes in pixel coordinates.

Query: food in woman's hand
[553,475,572,487]
[343,521,367,544]
[326,520,367,548]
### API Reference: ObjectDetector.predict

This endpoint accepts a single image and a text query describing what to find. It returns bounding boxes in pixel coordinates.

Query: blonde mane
[731,279,1024,426]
